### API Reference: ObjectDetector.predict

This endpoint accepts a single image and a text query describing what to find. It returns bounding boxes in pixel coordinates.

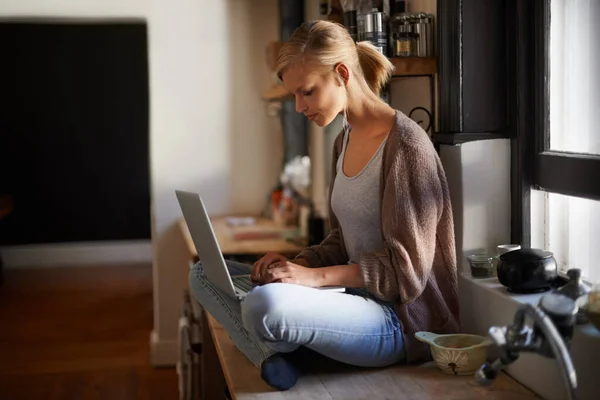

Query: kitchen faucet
[475,292,579,400]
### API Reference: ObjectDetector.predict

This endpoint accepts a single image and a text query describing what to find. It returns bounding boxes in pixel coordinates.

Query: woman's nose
[295,96,307,113]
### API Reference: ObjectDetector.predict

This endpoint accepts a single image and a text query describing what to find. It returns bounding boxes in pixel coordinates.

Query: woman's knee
[241,283,289,337]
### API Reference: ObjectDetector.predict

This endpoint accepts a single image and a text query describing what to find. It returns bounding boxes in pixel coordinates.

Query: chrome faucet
[476,292,579,400]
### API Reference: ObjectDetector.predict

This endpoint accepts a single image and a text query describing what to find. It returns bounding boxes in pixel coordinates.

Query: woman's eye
[303,89,313,96]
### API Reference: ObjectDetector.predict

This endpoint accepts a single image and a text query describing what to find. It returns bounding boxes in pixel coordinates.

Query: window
[514,0,600,283]
[549,0,599,156]
[531,191,600,282]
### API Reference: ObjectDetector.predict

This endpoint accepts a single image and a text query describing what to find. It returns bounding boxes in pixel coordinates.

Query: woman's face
[281,62,346,127]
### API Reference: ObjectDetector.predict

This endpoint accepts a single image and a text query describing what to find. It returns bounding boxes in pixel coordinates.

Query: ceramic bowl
[415,331,492,376]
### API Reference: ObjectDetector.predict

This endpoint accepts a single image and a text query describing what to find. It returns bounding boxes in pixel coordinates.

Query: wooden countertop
[206,313,539,400]
[179,215,304,259]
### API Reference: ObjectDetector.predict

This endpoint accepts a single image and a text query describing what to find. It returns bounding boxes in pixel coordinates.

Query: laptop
[176,190,345,300]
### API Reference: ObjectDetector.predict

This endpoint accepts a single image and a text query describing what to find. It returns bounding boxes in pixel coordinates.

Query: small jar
[393,32,418,57]
[467,254,497,279]
[390,15,417,57]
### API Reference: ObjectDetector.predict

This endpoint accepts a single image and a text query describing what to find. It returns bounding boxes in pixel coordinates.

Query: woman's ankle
[260,353,301,391]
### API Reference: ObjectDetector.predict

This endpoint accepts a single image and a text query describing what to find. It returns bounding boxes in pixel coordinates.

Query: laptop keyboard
[232,275,254,292]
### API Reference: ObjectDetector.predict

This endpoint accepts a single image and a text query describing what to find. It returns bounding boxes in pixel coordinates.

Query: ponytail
[356,41,395,96]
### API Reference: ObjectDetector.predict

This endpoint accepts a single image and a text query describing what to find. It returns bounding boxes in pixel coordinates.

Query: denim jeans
[188,260,406,368]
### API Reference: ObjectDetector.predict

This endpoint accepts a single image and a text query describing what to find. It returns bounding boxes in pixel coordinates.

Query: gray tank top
[330,129,386,264]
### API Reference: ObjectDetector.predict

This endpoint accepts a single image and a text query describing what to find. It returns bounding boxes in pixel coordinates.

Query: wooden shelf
[390,56,437,77]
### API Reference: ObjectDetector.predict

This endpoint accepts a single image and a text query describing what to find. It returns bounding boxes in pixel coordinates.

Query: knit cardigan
[295,110,460,364]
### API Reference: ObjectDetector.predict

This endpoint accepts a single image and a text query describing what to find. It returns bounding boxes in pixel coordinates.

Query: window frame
[511,0,600,247]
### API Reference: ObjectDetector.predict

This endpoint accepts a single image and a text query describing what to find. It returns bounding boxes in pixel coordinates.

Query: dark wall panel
[437,0,508,136]
[462,0,507,133]
[0,21,150,245]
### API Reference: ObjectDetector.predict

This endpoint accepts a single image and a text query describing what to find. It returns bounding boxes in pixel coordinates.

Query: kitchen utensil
[415,332,492,375]
[493,245,520,281]
[556,268,591,324]
[497,248,558,293]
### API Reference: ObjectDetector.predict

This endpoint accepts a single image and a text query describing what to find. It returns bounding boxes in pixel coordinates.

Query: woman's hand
[251,252,289,282]
[261,260,323,287]
[251,253,311,282]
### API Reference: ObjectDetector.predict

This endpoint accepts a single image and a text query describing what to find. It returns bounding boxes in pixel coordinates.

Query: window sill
[459,272,599,400]
[461,272,600,338]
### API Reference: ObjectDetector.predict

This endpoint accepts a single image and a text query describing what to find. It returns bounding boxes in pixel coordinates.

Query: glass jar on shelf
[389,14,417,57]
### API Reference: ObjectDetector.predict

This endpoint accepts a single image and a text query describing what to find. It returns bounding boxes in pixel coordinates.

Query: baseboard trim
[0,240,152,268]
[150,330,178,367]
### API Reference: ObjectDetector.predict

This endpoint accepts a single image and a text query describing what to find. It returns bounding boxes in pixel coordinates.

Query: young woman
[189,20,459,391]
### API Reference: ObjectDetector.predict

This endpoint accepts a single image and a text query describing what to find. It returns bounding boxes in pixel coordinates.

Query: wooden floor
[0,264,179,400]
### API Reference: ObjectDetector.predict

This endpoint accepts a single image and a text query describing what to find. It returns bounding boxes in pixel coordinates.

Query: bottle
[364,8,388,55]
[425,13,434,57]
[413,12,429,57]
[557,268,591,324]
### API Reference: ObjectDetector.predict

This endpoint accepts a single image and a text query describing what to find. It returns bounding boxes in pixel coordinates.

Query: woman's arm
[262,260,365,287]
[314,263,365,288]
[293,226,347,268]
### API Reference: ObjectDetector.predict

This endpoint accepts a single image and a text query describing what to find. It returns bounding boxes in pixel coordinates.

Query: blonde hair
[276,20,395,97]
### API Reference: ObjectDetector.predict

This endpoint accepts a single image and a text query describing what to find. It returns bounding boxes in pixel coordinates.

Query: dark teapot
[497,248,558,293]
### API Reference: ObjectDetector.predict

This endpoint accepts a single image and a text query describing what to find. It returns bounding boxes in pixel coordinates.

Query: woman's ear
[334,63,350,86]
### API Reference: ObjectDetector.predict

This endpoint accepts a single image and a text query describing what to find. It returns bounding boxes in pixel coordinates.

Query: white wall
[447,140,512,272]
[0,0,280,365]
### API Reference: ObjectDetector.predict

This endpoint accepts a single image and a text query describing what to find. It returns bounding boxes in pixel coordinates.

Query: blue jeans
[188,260,405,368]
